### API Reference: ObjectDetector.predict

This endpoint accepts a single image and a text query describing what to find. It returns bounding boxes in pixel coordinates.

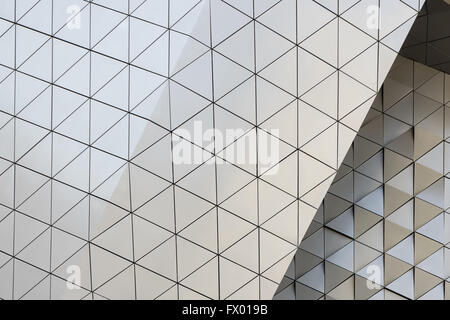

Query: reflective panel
[401,0,450,74]
[0,0,424,300]
[275,56,450,300]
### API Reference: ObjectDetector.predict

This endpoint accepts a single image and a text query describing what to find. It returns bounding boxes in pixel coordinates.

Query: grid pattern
[275,56,450,300]
[401,0,450,74]
[0,0,422,299]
